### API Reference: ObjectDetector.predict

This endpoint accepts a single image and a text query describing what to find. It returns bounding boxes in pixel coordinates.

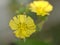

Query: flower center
[18,23,27,30]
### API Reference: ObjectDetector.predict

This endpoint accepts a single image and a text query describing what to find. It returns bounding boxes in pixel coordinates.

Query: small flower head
[29,1,53,16]
[9,14,36,39]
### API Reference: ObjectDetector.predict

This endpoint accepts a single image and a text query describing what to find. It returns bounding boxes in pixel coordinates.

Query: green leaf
[14,39,51,45]
[37,21,45,31]
[18,7,26,14]
[37,15,48,21]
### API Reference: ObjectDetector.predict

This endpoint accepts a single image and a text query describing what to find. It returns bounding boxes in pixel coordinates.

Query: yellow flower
[29,1,53,16]
[9,14,36,39]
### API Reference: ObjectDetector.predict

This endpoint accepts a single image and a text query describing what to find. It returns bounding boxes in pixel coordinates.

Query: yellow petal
[17,15,26,23]
[13,16,20,24]
[9,20,18,30]
[45,4,53,12]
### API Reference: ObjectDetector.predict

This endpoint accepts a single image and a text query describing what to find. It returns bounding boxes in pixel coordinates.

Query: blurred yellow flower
[9,15,36,39]
[29,1,53,16]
